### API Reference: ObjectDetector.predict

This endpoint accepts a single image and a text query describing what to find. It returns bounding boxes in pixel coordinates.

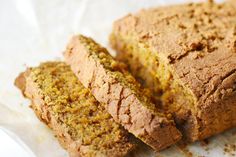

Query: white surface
[0,127,35,157]
[0,0,235,157]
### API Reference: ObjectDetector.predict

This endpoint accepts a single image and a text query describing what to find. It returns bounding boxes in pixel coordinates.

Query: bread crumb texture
[29,62,132,156]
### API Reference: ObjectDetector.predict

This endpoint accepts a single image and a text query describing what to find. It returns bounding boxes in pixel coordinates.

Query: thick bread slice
[15,62,134,157]
[64,35,182,151]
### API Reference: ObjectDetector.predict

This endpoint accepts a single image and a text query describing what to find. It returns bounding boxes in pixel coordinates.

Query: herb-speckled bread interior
[15,62,134,157]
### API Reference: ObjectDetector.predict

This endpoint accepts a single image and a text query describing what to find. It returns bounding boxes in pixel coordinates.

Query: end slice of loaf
[15,62,134,157]
[64,35,182,151]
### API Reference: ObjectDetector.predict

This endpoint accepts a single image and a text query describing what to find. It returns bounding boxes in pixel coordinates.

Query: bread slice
[110,1,236,141]
[15,62,134,157]
[64,35,182,151]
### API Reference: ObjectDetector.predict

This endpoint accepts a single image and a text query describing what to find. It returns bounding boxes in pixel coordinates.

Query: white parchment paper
[0,0,235,156]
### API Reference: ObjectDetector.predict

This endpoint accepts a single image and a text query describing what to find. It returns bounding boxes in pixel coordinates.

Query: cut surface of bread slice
[110,1,236,141]
[15,62,134,157]
[64,35,182,151]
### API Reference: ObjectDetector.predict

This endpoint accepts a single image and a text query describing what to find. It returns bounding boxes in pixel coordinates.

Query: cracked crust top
[64,35,182,151]
[112,1,236,107]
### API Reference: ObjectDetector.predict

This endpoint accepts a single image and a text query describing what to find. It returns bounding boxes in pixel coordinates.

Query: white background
[0,0,235,157]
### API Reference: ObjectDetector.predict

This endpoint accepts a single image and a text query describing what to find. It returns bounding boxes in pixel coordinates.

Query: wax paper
[0,0,235,156]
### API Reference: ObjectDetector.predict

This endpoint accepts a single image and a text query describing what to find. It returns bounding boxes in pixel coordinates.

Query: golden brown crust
[111,1,236,141]
[15,62,134,157]
[64,35,181,151]
[14,70,30,96]
[112,1,236,103]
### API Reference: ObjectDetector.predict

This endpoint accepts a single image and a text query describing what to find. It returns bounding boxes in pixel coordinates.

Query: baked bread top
[112,1,236,106]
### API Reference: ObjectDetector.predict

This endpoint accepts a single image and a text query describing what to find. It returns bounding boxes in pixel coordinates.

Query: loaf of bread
[64,35,182,151]
[110,1,236,141]
[15,62,134,157]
